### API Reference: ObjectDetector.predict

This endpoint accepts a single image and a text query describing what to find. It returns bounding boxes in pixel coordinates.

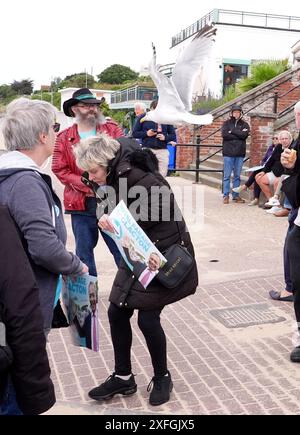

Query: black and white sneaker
[147,371,173,406]
[88,373,137,401]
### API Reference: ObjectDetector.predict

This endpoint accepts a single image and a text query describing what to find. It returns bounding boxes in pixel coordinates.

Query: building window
[223,64,248,94]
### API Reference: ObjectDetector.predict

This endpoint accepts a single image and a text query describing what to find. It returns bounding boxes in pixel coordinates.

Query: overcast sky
[1,0,299,89]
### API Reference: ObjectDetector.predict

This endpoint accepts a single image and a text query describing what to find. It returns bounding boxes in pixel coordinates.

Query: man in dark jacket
[222,104,250,204]
[132,100,176,177]
[0,206,55,415]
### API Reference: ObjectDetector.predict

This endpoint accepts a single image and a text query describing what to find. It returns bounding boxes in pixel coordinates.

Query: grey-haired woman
[75,134,198,406]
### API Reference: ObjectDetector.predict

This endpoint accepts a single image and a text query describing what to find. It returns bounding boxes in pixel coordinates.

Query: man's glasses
[76,103,100,109]
[273,137,278,140]
[53,122,60,133]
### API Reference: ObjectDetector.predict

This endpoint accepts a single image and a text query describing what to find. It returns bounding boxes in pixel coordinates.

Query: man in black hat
[221,104,250,204]
[52,88,124,277]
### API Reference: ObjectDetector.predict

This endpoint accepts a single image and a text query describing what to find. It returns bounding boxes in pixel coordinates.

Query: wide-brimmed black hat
[63,88,104,117]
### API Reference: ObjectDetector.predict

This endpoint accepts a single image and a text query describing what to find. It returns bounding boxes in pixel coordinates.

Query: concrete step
[189,163,250,183]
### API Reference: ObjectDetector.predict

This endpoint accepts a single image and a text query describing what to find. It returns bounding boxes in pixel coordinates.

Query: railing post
[273,92,279,114]
[195,135,201,184]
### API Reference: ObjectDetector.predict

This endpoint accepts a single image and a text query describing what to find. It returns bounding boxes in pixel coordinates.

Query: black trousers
[108,303,167,377]
[287,225,300,326]
[245,169,262,199]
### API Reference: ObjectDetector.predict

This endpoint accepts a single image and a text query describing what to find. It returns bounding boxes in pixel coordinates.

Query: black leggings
[287,225,300,327]
[108,303,167,377]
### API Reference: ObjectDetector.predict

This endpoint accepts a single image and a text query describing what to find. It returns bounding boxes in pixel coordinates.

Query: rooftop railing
[110,86,158,105]
[171,9,300,48]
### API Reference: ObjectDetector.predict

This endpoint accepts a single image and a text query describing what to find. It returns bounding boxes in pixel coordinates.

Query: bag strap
[175,220,185,246]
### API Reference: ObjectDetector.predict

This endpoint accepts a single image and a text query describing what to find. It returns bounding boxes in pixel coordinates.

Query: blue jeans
[284,196,293,210]
[223,156,244,199]
[71,214,121,277]
[0,379,23,416]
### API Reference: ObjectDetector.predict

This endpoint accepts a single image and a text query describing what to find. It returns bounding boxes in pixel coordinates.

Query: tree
[60,73,95,89]
[31,92,61,110]
[50,77,62,92]
[0,84,17,100]
[11,79,34,95]
[97,64,138,84]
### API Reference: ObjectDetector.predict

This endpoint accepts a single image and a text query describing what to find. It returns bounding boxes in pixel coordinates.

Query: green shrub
[237,59,289,93]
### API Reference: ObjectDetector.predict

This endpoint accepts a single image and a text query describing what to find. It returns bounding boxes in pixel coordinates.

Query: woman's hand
[98,214,115,233]
[79,263,89,275]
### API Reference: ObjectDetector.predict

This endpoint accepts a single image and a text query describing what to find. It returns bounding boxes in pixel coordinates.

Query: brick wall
[249,113,277,166]
[176,67,300,169]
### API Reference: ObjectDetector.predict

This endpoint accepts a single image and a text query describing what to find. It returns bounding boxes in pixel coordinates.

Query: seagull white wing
[148,44,186,115]
[171,24,216,112]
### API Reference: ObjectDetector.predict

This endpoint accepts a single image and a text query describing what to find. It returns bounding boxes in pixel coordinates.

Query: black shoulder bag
[156,222,196,289]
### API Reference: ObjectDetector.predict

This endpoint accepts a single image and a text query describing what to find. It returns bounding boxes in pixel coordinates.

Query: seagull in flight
[141,24,216,126]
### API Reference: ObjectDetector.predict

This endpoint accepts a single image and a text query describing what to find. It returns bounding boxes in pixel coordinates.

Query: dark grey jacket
[0,152,83,331]
[0,205,55,415]
[222,117,250,157]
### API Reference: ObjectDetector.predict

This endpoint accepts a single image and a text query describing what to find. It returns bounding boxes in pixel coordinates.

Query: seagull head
[140,111,155,123]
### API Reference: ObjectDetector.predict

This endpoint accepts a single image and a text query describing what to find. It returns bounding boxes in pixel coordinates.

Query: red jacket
[52,122,124,211]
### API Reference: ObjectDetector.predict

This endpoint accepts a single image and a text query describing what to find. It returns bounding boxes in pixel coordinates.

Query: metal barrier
[168,136,224,185]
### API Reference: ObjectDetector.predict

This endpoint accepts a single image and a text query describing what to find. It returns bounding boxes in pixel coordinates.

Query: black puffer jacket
[222,117,250,157]
[104,137,198,310]
[0,205,55,415]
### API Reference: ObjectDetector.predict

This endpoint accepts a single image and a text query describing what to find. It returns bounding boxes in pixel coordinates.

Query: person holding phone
[132,100,176,177]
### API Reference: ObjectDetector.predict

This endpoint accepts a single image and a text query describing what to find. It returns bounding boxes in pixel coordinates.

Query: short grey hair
[134,102,146,111]
[278,130,293,142]
[74,134,121,171]
[3,97,56,151]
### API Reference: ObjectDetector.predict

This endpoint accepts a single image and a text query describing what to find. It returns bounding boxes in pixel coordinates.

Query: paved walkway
[45,175,299,415]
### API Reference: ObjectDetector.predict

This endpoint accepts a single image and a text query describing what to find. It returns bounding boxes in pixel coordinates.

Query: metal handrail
[200,76,300,143]
[173,67,300,184]
[171,8,300,47]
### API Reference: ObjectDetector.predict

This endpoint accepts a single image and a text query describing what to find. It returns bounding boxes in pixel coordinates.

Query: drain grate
[210,303,286,329]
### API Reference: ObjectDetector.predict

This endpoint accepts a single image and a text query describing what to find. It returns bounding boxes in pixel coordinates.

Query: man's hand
[281,148,297,169]
[98,214,115,233]
[157,133,165,141]
[147,129,157,137]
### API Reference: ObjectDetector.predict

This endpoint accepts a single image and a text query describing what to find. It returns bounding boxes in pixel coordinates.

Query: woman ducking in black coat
[75,135,198,406]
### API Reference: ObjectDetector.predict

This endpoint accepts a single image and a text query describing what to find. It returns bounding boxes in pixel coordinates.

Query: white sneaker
[266,206,282,214]
[248,198,259,206]
[265,197,280,207]
[232,185,245,194]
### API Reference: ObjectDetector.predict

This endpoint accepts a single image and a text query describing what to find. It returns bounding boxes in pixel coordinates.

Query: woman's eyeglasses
[53,122,60,133]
